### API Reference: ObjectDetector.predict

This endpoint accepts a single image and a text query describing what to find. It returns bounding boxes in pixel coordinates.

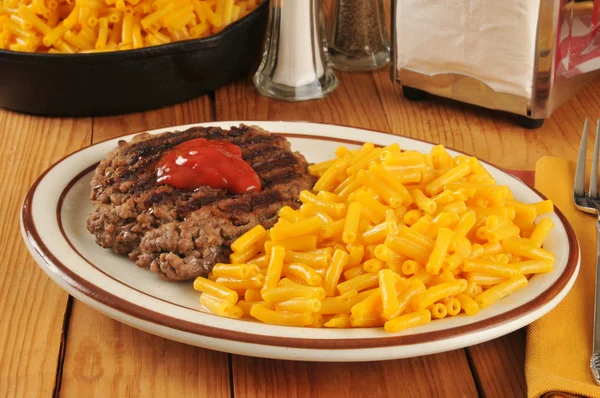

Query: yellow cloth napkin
[526,157,600,397]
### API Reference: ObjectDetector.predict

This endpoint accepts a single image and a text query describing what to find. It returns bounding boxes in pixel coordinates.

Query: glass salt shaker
[327,0,390,71]
[253,0,338,101]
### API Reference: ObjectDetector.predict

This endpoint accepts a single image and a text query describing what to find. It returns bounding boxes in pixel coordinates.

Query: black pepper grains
[327,0,390,71]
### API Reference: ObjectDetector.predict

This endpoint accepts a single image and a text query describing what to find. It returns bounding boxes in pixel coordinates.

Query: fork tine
[575,118,589,196]
[591,119,600,197]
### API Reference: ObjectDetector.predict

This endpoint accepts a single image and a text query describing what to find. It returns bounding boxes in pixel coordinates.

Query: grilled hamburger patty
[87,125,316,281]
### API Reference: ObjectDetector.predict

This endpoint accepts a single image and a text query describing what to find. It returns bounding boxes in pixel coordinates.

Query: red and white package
[557,0,600,77]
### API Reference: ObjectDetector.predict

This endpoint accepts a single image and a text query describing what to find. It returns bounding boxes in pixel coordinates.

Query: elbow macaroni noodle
[0,0,262,53]
[193,143,556,333]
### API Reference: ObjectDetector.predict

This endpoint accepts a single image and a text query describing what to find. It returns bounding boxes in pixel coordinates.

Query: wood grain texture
[467,166,531,398]
[0,110,92,398]
[58,96,230,398]
[59,305,230,398]
[216,71,478,398]
[372,67,600,398]
[91,96,214,141]
[373,58,600,398]
[467,330,527,398]
[231,350,478,398]
[215,72,390,132]
[8,43,597,396]
[372,69,600,170]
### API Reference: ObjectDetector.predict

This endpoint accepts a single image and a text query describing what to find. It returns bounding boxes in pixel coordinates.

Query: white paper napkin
[395,0,540,99]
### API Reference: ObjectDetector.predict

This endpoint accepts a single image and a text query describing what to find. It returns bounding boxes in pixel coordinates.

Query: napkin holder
[391,0,600,129]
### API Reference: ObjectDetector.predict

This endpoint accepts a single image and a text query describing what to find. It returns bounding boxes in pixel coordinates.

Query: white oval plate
[21,121,579,362]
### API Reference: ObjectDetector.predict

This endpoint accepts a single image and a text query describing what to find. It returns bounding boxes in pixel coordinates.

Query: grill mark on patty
[261,168,307,187]
[251,153,300,174]
[87,125,316,281]
[242,144,289,162]
[175,190,230,218]
[108,132,289,192]
[239,133,285,146]
[250,190,285,207]
[244,146,291,163]
[143,187,185,208]
[218,191,284,215]
[222,202,253,216]
[126,127,215,157]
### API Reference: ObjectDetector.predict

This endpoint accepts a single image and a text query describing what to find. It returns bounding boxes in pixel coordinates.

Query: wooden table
[1,67,596,398]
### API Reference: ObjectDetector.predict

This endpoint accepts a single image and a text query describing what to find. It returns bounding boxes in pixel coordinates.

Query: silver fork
[574,118,600,385]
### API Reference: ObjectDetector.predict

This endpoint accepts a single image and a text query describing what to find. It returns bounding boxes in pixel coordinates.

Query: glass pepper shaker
[327,0,390,71]
[253,0,338,101]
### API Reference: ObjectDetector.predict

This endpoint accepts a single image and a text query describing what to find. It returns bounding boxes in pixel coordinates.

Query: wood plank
[372,69,600,170]
[59,97,231,398]
[371,69,600,398]
[232,350,478,398]
[215,72,390,132]
[59,307,230,398]
[91,97,214,141]
[215,71,478,397]
[467,330,527,398]
[0,110,92,397]
[371,68,536,398]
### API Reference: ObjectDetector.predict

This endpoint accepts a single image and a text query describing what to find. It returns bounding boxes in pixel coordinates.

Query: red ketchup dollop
[156,138,261,194]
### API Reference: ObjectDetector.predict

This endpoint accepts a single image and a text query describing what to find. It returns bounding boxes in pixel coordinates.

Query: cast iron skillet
[0,2,268,117]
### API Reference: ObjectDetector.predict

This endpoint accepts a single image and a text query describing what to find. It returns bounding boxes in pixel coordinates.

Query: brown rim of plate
[21,126,580,350]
